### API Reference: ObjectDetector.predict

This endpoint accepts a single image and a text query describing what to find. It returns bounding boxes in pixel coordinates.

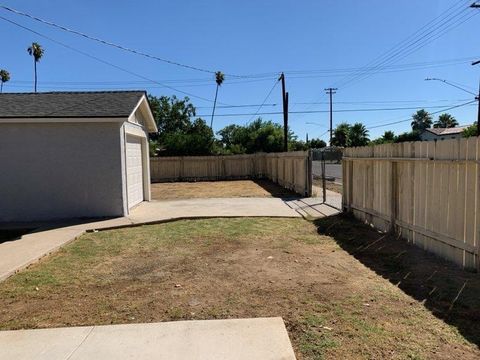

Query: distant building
[419,126,470,141]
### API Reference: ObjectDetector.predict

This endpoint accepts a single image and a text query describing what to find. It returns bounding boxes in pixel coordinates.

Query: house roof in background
[424,126,470,136]
[0,91,147,118]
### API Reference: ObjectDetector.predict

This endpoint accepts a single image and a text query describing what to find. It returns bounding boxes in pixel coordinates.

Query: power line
[368,100,477,129]
[0,15,222,104]
[335,2,477,89]
[0,4,228,76]
[246,79,280,124]
[195,102,475,117]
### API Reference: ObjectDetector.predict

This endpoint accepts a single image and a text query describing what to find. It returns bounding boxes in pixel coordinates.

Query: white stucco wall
[0,122,125,222]
[420,131,463,141]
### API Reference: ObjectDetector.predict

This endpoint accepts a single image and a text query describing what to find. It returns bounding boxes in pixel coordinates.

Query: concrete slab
[286,190,342,220]
[128,197,301,224]
[0,194,340,282]
[0,227,85,281]
[0,318,296,360]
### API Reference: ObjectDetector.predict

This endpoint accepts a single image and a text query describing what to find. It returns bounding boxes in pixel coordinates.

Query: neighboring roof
[424,126,470,136]
[0,91,147,118]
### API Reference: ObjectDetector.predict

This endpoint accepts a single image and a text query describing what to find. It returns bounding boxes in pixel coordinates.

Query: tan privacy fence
[343,138,479,270]
[150,151,312,196]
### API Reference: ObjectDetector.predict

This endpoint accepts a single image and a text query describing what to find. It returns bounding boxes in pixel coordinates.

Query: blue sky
[0,0,478,141]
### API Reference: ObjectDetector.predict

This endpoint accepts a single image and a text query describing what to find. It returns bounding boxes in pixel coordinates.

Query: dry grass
[151,179,298,200]
[0,217,479,359]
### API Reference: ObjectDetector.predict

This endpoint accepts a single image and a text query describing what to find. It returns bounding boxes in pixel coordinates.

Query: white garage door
[126,135,144,209]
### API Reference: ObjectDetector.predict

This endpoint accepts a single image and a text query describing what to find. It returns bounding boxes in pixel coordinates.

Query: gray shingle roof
[0,91,146,118]
[424,126,470,136]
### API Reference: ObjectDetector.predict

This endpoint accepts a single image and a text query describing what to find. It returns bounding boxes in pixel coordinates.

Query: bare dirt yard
[1,216,479,359]
[151,179,298,200]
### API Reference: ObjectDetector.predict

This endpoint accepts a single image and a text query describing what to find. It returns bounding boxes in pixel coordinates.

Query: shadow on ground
[251,179,300,199]
[313,214,480,348]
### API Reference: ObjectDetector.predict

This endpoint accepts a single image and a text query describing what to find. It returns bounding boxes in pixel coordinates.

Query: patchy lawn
[0,217,479,359]
[151,179,298,200]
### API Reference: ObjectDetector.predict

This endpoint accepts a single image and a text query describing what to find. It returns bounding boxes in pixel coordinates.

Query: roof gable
[0,91,147,119]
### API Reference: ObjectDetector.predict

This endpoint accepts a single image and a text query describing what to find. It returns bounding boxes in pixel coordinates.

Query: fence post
[390,161,398,233]
[307,150,313,197]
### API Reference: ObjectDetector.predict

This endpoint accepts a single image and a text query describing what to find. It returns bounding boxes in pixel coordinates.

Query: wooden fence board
[150,151,311,196]
[343,137,479,269]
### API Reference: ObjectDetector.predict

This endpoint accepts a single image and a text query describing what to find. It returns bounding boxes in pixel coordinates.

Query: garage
[0,91,157,222]
[126,135,145,209]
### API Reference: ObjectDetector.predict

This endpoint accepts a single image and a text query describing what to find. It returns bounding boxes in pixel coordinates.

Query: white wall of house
[0,122,125,222]
[420,131,464,141]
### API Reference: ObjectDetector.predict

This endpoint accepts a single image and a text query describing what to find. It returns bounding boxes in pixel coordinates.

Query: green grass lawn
[0,217,479,360]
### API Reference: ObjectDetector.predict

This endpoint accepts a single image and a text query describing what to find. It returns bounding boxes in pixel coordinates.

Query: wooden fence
[342,138,479,270]
[150,151,312,196]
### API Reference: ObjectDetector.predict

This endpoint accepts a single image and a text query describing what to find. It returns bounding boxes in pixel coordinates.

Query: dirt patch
[151,179,298,200]
[0,217,479,359]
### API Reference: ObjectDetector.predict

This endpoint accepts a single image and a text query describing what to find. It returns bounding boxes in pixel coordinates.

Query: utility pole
[474,62,480,136]
[325,87,337,146]
[279,72,288,152]
[472,3,480,135]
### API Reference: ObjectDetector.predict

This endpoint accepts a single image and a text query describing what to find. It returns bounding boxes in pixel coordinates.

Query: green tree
[0,69,10,93]
[394,130,420,143]
[331,123,350,147]
[27,42,44,93]
[434,113,458,128]
[210,71,225,128]
[148,95,195,141]
[147,95,215,156]
[308,138,327,149]
[217,118,297,154]
[349,122,370,147]
[462,122,478,138]
[371,130,395,145]
[411,109,432,131]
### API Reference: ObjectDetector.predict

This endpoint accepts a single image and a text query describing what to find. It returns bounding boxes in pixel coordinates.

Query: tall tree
[349,122,370,147]
[331,123,350,147]
[27,42,44,93]
[0,69,10,93]
[434,113,458,128]
[210,71,224,128]
[411,109,432,131]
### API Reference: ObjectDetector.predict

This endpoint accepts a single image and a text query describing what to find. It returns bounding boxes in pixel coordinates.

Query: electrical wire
[368,100,477,129]
[246,79,280,124]
[195,102,475,117]
[0,4,225,76]
[0,15,224,104]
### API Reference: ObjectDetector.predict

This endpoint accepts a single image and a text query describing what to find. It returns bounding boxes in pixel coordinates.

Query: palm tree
[434,113,458,128]
[27,42,44,92]
[331,122,350,147]
[411,109,432,131]
[0,69,10,93]
[210,71,224,128]
[349,122,370,147]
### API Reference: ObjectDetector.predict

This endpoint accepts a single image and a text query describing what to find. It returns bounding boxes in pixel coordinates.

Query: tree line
[331,108,478,147]
[148,95,326,157]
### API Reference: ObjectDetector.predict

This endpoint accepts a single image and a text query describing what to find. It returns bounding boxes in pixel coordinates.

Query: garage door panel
[126,135,144,208]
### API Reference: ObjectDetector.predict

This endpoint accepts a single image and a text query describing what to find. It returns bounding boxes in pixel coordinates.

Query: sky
[0,0,479,142]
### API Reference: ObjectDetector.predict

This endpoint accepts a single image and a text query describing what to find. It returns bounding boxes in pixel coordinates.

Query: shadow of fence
[313,214,480,348]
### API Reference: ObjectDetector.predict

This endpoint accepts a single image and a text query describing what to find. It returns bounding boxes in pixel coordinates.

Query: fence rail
[150,151,312,197]
[342,138,480,270]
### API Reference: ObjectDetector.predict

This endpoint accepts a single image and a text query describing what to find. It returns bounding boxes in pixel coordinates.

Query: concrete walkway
[0,317,296,360]
[0,193,340,281]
